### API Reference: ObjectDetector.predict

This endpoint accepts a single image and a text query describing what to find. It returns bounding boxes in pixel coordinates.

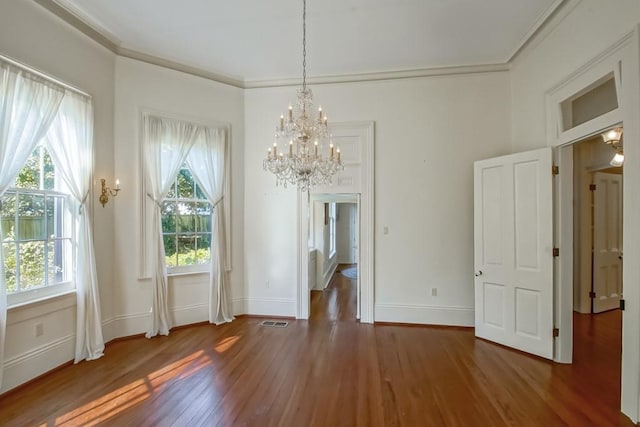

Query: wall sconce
[99,178,120,207]
[601,127,624,167]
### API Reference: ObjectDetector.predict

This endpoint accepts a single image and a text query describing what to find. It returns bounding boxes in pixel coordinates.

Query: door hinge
[589,184,596,191]
[552,165,559,176]
[620,299,626,311]
[553,247,560,257]
[589,291,596,299]
[553,327,559,338]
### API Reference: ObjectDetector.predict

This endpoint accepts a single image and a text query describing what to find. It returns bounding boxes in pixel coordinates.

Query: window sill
[7,289,76,312]
[167,269,210,278]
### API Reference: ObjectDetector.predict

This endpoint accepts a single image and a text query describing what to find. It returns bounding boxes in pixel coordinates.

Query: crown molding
[34,0,566,90]
[33,0,118,52]
[509,0,582,64]
[506,0,566,62]
[243,63,511,89]
[117,47,244,88]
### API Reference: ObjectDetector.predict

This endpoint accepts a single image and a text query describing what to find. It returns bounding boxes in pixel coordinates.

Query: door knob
[475,270,483,277]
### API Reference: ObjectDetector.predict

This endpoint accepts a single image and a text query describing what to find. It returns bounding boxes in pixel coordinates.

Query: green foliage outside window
[162,166,212,268]
[1,146,69,294]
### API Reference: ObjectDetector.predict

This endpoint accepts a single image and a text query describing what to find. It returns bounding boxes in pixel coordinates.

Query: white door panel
[592,172,623,313]
[474,147,554,359]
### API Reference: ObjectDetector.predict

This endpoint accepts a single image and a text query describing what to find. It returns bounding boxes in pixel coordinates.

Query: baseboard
[374,303,474,327]
[245,298,296,317]
[172,303,208,326]
[1,334,74,394]
[107,312,150,337]
[232,298,247,315]
[320,261,338,290]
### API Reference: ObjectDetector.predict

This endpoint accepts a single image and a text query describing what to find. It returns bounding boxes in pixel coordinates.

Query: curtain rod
[0,52,92,99]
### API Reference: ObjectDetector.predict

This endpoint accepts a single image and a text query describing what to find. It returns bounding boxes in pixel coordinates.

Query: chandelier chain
[263,0,343,191]
[302,0,307,92]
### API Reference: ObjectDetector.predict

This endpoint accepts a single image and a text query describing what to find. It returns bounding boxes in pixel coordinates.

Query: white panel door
[592,172,623,313]
[474,147,554,359]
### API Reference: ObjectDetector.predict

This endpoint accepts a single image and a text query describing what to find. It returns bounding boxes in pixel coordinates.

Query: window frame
[161,163,213,275]
[138,110,231,280]
[2,144,76,307]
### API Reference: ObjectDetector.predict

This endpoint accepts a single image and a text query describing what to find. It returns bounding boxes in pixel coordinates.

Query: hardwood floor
[310,263,357,321]
[0,278,632,426]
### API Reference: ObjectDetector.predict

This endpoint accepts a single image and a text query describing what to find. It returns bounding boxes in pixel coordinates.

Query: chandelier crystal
[263,0,342,191]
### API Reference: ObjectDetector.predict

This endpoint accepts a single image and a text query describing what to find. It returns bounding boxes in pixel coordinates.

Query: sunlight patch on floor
[51,349,212,426]
[215,335,240,353]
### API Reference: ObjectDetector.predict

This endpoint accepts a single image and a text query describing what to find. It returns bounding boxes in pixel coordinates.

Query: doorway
[308,195,359,320]
[572,135,624,315]
[568,130,624,408]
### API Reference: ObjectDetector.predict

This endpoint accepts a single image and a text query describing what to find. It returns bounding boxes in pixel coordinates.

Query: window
[1,145,73,305]
[329,202,337,257]
[161,163,212,273]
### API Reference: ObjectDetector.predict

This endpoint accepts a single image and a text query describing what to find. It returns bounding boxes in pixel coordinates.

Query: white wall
[245,73,511,324]
[510,0,640,151]
[112,56,245,336]
[336,203,356,264]
[0,0,115,393]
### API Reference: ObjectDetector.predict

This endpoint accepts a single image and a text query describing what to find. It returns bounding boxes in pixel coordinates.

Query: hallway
[310,263,357,321]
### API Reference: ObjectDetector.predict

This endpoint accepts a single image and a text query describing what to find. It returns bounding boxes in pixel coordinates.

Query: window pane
[163,234,177,267]
[196,203,211,233]
[177,235,196,266]
[177,169,194,198]
[15,148,40,190]
[18,194,46,240]
[43,149,55,190]
[1,194,16,240]
[3,243,17,293]
[18,241,45,290]
[177,202,196,233]
[48,239,68,284]
[47,196,67,239]
[161,202,177,233]
[166,180,177,198]
[195,182,206,200]
[196,234,211,265]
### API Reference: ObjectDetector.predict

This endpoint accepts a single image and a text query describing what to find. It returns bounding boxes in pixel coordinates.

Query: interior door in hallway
[474,147,554,359]
[592,172,623,313]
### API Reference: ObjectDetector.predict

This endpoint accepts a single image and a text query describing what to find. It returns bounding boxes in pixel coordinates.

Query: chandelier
[263,0,343,191]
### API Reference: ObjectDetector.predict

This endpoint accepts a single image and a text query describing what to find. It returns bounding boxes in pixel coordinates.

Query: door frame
[295,121,375,323]
[545,26,640,421]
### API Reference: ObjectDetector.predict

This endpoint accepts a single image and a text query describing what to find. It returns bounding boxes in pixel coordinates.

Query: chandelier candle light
[263,0,343,191]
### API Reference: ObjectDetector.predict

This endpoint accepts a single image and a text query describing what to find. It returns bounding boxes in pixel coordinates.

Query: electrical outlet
[431,288,437,297]
[35,322,44,337]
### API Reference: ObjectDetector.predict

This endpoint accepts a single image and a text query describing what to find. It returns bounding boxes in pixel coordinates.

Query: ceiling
[48,0,564,85]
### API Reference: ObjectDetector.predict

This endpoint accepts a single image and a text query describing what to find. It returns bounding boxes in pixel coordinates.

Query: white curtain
[44,90,103,363]
[0,62,65,385]
[143,115,200,338]
[187,127,234,324]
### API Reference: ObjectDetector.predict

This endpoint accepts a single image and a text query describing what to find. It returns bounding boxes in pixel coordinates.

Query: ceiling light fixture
[263,0,342,191]
[601,127,624,167]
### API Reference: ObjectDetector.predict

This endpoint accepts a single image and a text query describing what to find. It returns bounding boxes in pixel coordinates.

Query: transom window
[1,145,73,305]
[162,164,212,273]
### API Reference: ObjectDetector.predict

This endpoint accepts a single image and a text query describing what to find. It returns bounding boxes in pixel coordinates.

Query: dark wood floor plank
[0,268,633,426]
